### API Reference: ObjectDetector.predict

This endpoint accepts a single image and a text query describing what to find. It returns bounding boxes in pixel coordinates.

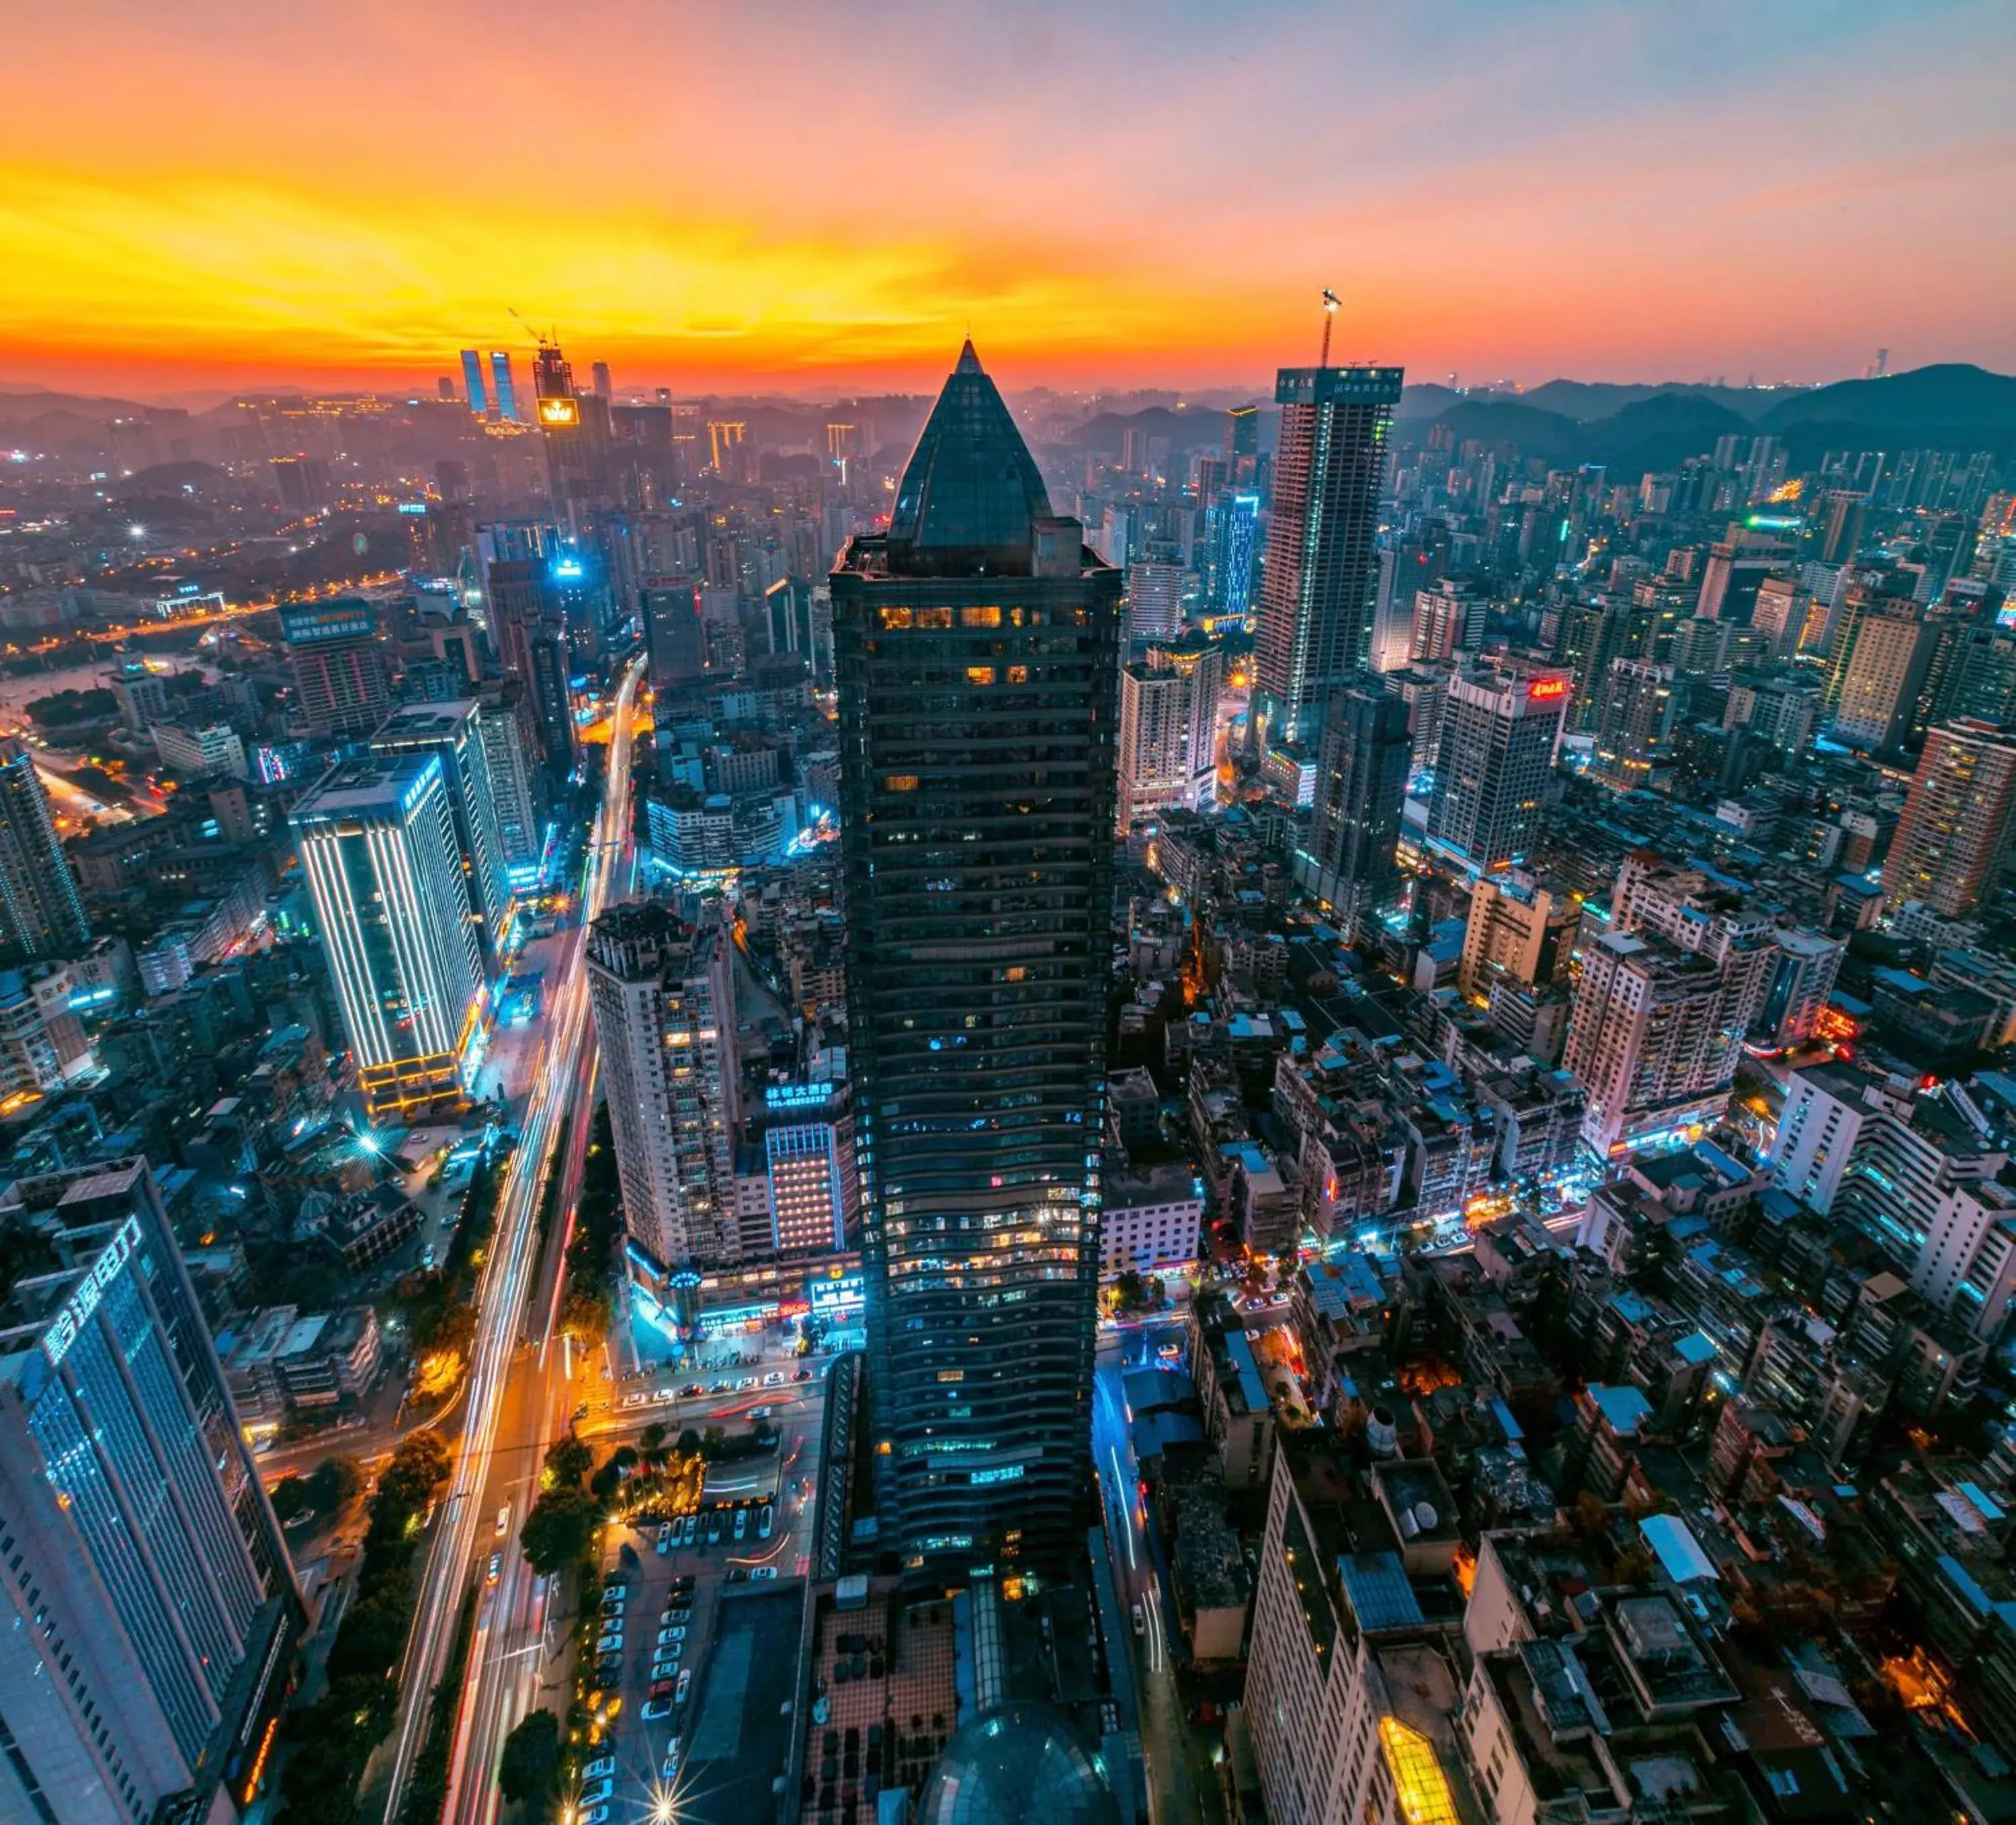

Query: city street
[374,654,644,1825]
[1093,1317,1222,1825]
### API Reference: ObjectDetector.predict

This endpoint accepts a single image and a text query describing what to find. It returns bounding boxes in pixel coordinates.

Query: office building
[0,1159,302,1825]
[764,1119,851,1257]
[830,341,1120,1580]
[0,740,89,964]
[269,456,331,513]
[488,350,519,423]
[278,599,390,737]
[1588,659,1678,794]
[1883,718,2016,918]
[1125,560,1184,643]
[1254,364,1404,751]
[369,699,514,956]
[290,753,482,1119]
[1293,679,1410,930]
[1212,491,1261,617]
[1409,577,1485,663]
[459,347,487,416]
[484,559,577,780]
[1695,523,1791,623]
[1458,872,1577,999]
[1819,489,1867,565]
[586,904,741,1282]
[643,575,705,693]
[149,722,248,782]
[1425,663,1570,870]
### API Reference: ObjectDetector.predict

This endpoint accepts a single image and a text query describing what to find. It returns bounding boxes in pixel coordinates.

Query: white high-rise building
[290,752,482,1120]
[1425,662,1569,870]
[586,904,741,1283]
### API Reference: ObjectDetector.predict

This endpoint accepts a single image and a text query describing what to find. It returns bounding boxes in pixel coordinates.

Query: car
[676,1669,692,1705]
[495,1504,511,1539]
[726,1566,748,1582]
[581,1779,614,1805]
[680,1383,704,1398]
[749,1565,778,1580]
[706,1514,722,1544]
[732,1508,748,1541]
[1157,1341,1181,1359]
[600,1588,626,1612]
[710,1380,731,1393]
[1131,1602,1145,1636]
[581,1808,612,1825]
[793,1367,813,1382]
[654,1388,675,1404]
[657,1626,685,1646]
[642,1698,673,1721]
[670,1574,695,1593]
[595,1632,623,1654]
[648,1679,675,1700]
[763,1371,785,1386]
[759,1504,773,1539]
[655,1522,673,1555]
[748,1406,772,1420]
[737,1377,757,1390]
[486,1552,503,1585]
[662,1741,682,1779]
[593,1655,622,1679]
[583,1756,616,1781]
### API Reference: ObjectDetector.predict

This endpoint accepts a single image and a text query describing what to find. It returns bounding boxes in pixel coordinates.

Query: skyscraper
[475,694,543,885]
[1116,663,1191,832]
[1425,662,1570,870]
[1588,658,1679,794]
[1212,490,1260,618]
[488,350,519,423]
[1124,559,1184,643]
[1822,584,1937,752]
[369,699,514,958]
[831,341,1120,1580]
[1882,718,2016,918]
[278,599,390,737]
[290,753,482,1119]
[0,740,89,963]
[0,1158,302,1825]
[642,575,706,693]
[484,560,577,781]
[1148,631,1225,810]
[586,904,740,1293]
[1292,678,1411,930]
[1253,364,1404,753]
[459,347,488,416]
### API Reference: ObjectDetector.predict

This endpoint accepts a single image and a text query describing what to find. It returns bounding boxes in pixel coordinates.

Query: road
[375,654,644,1825]
[1093,1320,1221,1825]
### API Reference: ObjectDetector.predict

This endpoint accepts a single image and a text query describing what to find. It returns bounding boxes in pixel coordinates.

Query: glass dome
[915,1703,1121,1825]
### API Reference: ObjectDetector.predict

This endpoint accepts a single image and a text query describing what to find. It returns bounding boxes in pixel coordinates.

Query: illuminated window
[966,666,996,685]
[937,1369,964,1382]
[961,607,1001,628]
[1007,666,1029,684]
[878,607,913,629]
[917,607,954,628]
[884,775,920,792]
[1380,1720,1461,1825]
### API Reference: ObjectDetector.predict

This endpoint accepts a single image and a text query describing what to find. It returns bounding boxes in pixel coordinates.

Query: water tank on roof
[1414,1501,1439,1533]
[1367,1405,1398,1459]
[1398,1510,1419,1539]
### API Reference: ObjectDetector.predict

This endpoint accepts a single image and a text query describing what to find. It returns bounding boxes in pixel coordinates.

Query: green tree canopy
[269,1474,311,1523]
[498,1709,563,1806]
[544,1430,593,1488]
[520,1486,599,1576]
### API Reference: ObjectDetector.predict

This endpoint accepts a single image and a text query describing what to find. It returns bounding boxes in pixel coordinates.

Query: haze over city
[6,0,2015,396]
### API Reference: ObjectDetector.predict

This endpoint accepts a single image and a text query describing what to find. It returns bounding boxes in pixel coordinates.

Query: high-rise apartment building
[0,1159,302,1825]
[1823,585,1937,751]
[830,341,1119,1580]
[278,599,390,737]
[1424,663,1570,870]
[1564,929,1751,1158]
[1408,577,1484,663]
[474,695,543,884]
[290,753,482,1119]
[1116,664,1191,833]
[1148,632,1224,810]
[485,558,577,781]
[1588,658,1679,794]
[586,904,740,1287]
[1253,364,1404,752]
[1458,872,1577,999]
[1292,679,1410,929]
[1124,560,1184,643]
[368,699,514,957]
[1882,718,2016,918]
[0,740,89,964]
[642,576,705,693]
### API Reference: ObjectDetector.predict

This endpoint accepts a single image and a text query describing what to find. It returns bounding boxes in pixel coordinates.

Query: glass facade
[833,345,1121,1580]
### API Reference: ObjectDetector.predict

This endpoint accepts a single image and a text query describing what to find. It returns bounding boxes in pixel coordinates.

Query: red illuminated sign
[1527,677,1568,700]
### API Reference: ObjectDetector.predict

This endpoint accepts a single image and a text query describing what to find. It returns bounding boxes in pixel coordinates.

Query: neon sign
[44,1214,142,1365]
[1527,677,1568,701]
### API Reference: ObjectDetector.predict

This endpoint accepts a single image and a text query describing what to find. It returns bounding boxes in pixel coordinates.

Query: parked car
[732,1509,747,1541]
[581,1780,614,1805]
[642,1699,673,1721]
[682,1515,700,1546]
[595,1632,623,1654]
[583,1756,616,1780]
[485,1552,503,1584]
[583,1808,611,1825]
[657,1626,685,1646]
[749,1565,778,1580]
[655,1522,673,1555]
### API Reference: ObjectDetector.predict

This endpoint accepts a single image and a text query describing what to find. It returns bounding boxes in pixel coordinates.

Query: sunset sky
[6,0,2014,400]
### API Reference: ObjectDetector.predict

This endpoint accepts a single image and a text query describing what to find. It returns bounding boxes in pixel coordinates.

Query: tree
[544,1430,593,1488]
[270,1474,311,1523]
[559,1286,611,1346]
[520,1486,598,1575]
[306,1454,362,1514]
[1113,1271,1148,1312]
[498,1709,563,1808]
[677,1429,702,1458]
[378,1430,452,1513]
[638,1423,668,1461]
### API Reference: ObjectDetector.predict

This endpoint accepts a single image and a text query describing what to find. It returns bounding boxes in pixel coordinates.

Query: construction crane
[506,306,561,353]
[1318,288,1341,368]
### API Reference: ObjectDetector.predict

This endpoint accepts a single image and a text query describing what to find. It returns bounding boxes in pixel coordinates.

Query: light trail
[378,656,642,1825]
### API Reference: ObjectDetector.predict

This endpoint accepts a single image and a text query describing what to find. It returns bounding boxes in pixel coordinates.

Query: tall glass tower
[1253,364,1404,753]
[831,342,1121,1582]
